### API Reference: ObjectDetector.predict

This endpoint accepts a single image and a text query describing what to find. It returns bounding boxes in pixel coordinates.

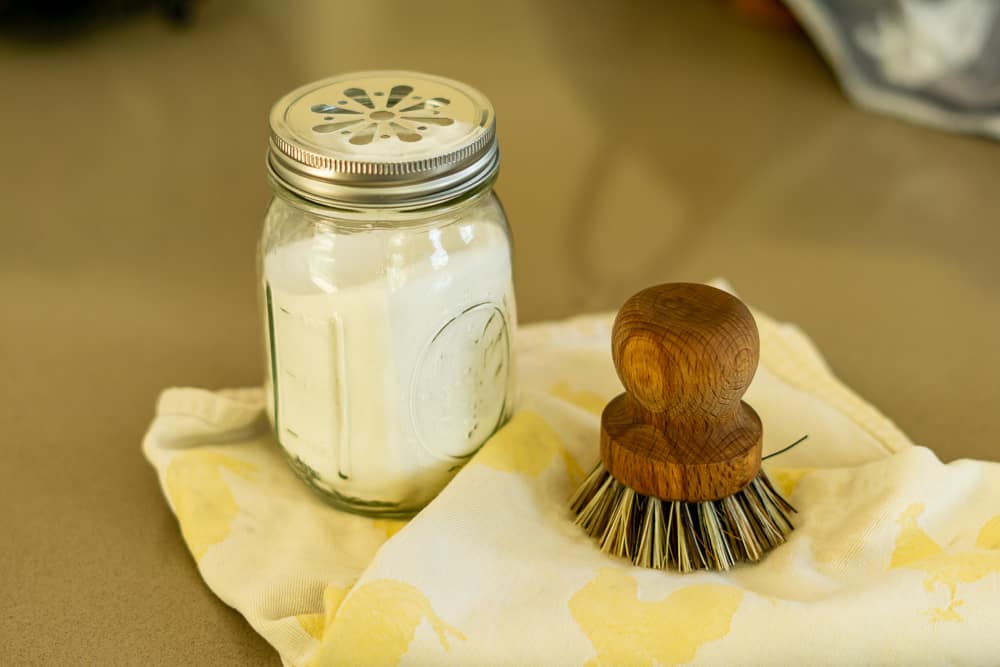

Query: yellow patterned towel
[143,296,1000,666]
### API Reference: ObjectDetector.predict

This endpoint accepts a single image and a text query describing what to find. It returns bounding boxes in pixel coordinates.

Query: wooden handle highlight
[600,283,763,501]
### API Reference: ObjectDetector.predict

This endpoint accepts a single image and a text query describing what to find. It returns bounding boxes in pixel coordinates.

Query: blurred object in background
[783,0,1000,140]
[0,0,198,38]
[731,0,801,30]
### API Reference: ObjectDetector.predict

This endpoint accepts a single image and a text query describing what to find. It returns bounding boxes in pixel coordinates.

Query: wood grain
[601,283,763,501]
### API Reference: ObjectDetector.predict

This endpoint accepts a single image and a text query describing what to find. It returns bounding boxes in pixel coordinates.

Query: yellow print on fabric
[569,568,743,667]
[373,518,408,539]
[768,467,813,497]
[550,381,607,416]
[474,411,584,484]
[890,503,1000,622]
[309,580,465,666]
[165,450,256,561]
[297,585,351,641]
[297,611,325,641]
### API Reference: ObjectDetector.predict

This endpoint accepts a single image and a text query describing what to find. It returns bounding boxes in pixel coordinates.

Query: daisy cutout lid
[267,70,499,209]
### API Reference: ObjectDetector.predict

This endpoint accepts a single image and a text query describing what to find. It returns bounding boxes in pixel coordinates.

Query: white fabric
[786,0,1000,139]
[143,291,1000,666]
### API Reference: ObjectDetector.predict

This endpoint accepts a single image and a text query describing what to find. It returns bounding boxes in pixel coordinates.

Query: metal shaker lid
[267,70,499,209]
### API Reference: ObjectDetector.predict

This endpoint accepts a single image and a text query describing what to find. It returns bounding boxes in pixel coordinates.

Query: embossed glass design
[259,187,515,517]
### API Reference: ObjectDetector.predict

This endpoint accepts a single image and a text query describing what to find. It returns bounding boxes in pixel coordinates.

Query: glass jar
[260,71,516,517]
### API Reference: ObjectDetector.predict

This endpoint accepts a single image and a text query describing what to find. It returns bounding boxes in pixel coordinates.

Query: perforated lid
[267,70,499,209]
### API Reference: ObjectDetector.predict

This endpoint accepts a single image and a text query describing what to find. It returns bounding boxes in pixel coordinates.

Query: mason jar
[260,71,516,518]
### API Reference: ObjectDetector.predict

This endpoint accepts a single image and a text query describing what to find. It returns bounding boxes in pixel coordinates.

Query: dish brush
[569,283,795,572]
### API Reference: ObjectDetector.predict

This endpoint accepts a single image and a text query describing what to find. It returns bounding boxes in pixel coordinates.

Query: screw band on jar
[267,70,499,209]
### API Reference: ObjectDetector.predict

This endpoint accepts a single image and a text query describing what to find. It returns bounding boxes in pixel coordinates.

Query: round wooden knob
[601,283,763,501]
[612,283,759,417]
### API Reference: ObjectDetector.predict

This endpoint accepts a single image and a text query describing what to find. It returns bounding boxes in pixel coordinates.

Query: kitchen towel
[143,285,1000,665]
[785,0,1000,140]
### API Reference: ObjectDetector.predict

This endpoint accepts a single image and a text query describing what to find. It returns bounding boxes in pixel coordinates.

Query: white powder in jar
[263,220,515,512]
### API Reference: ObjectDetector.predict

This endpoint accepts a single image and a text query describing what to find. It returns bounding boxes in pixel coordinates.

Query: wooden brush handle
[600,283,763,502]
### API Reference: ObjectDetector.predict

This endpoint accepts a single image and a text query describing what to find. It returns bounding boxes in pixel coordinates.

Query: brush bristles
[570,463,796,572]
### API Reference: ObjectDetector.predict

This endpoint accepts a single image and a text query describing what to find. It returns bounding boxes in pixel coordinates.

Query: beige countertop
[3,1,999,663]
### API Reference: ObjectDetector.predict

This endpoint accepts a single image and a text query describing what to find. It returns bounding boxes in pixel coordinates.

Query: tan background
[3,1,999,663]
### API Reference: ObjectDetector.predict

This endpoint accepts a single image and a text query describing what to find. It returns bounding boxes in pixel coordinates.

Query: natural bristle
[570,463,796,572]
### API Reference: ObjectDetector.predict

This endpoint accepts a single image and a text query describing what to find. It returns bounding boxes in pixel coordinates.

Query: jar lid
[267,70,499,209]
